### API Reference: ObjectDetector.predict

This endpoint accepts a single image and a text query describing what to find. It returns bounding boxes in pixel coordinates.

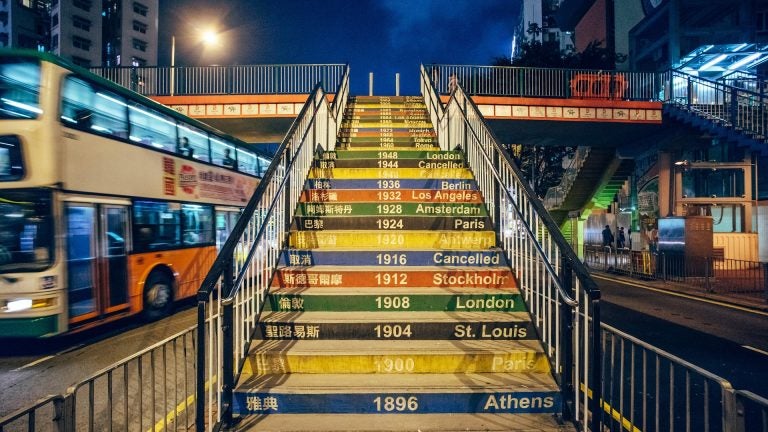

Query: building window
[73,0,91,11]
[72,35,91,51]
[0,33,8,47]
[758,10,768,34]
[0,11,7,26]
[132,38,147,52]
[50,13,58,27]
[133,2,148,16]
[131,56,146,66]
[51,34,58,49]
[71,56,90,67]
[73,16,91,31]
[132,20,147,34]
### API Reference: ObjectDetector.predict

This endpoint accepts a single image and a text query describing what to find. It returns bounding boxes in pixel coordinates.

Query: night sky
[159,0,522,95]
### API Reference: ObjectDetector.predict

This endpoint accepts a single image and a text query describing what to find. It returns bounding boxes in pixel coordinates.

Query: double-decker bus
[0,50,271,337]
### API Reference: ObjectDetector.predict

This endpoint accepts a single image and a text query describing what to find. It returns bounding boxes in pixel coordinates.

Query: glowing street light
[170,29,221,96]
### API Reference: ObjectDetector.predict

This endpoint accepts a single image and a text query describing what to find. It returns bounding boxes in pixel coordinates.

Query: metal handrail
[195,77,344,431]
[543,146,591,210]
[90,64,348,96]
[421,63,602,431]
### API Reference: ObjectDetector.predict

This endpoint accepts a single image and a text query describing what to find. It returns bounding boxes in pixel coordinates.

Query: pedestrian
[617,227,626,249]
[601,225,614,249]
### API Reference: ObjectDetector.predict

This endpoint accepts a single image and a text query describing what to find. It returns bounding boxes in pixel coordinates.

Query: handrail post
[195,300,206,432]
[221,258,235,428]
[590,296,603,432]
[560,257,575,422]
[686,76,693,109]
[729,86,738,127]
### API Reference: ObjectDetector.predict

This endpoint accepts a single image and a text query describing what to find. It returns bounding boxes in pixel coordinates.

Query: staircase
[231,96,565,431]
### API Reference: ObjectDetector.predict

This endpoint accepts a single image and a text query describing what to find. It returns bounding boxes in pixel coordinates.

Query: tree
[506,144,575,198]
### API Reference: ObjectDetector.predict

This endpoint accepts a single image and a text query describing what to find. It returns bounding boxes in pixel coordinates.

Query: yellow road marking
[148,375,217,432]
[581,383,642,432]
[592,274,768,317]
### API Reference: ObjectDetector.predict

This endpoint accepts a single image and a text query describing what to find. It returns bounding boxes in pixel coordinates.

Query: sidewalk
[590,269,768,313]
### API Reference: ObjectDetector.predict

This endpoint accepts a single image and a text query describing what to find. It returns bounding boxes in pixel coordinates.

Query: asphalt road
[594,272,768,399]
[0,305,197,418]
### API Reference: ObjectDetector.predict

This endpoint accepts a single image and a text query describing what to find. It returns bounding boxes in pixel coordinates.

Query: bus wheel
[143,272,174,321]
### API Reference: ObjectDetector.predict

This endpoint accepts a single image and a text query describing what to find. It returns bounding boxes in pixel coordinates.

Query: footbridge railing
[90,64,348,97]
[193,65,348,431]
[420,63,768,432]
[420,64,603,431]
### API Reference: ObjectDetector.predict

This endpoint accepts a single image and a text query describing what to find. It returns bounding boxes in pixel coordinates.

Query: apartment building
[1,0,158,67]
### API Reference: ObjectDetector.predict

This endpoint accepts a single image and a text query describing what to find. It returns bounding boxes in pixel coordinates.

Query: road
[0,305,197,418]
[594,272,768,399]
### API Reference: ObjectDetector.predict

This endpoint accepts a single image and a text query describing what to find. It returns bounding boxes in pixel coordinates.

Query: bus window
[132,201,180,252]
[61,76,129,139]
[0,188,54,272]
[92,90,128,138]
[177,125,210,162]
[211,137,236,169]
[215,210,240,249]
[60,76,93,128]
[0,58,41,119]
[236,148,259,176]
[181,204,214,246]
[0,135,25,181]
[128,101,176,150]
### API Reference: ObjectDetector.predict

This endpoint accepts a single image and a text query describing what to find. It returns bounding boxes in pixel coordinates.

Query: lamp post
[170,35,176,96]
[170,30,220,97]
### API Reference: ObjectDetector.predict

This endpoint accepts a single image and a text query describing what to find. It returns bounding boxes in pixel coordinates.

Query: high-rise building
[515,0,574,59]
[1,0,158,67]
[0,0,49,51]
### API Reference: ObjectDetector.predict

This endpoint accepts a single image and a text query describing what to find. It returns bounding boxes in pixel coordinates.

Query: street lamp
[170,29,220,96]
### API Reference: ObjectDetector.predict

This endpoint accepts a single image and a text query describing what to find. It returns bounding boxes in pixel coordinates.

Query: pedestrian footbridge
[3,63,766,432]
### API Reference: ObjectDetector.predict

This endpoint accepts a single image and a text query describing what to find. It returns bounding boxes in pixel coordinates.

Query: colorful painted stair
[232,95,565,431]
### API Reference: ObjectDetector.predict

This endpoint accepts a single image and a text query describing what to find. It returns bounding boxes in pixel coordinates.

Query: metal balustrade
[420,64,603,431]
[192,64,348,431]
[543,146,591,210]
[90,64,347,96]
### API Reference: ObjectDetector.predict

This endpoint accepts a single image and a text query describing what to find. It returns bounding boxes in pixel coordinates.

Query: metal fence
[428,64,661,100]
[90,64,347,97]
[0,327,197,432]
[193,65,348,431]
[584,245,768,303]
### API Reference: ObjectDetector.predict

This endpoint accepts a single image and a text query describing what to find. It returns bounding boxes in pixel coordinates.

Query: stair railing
[194,77,346,431]
[543,146,591,210]
[664,69,767,143]
[420,64,603,432]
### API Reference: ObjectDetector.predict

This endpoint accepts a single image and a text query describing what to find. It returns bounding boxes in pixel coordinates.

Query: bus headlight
[5,299,33,312]
[3,297,56,312]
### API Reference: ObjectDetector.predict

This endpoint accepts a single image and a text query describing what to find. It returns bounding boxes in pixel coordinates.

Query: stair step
[256,311,536,340]
[233,373,560,415]
[287,230,496,250]
[234,412,567,431]
[293,215,492,230]
[321,150,462,159]
[279,249,506,267]
[300,189,482,203]
[272,267,516,289]
[295,202,487,217]
[265,287,524,312]
[241,339,550,375]
[313,158,465,169]
[304,178,477,190]
[309,167,472,179]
